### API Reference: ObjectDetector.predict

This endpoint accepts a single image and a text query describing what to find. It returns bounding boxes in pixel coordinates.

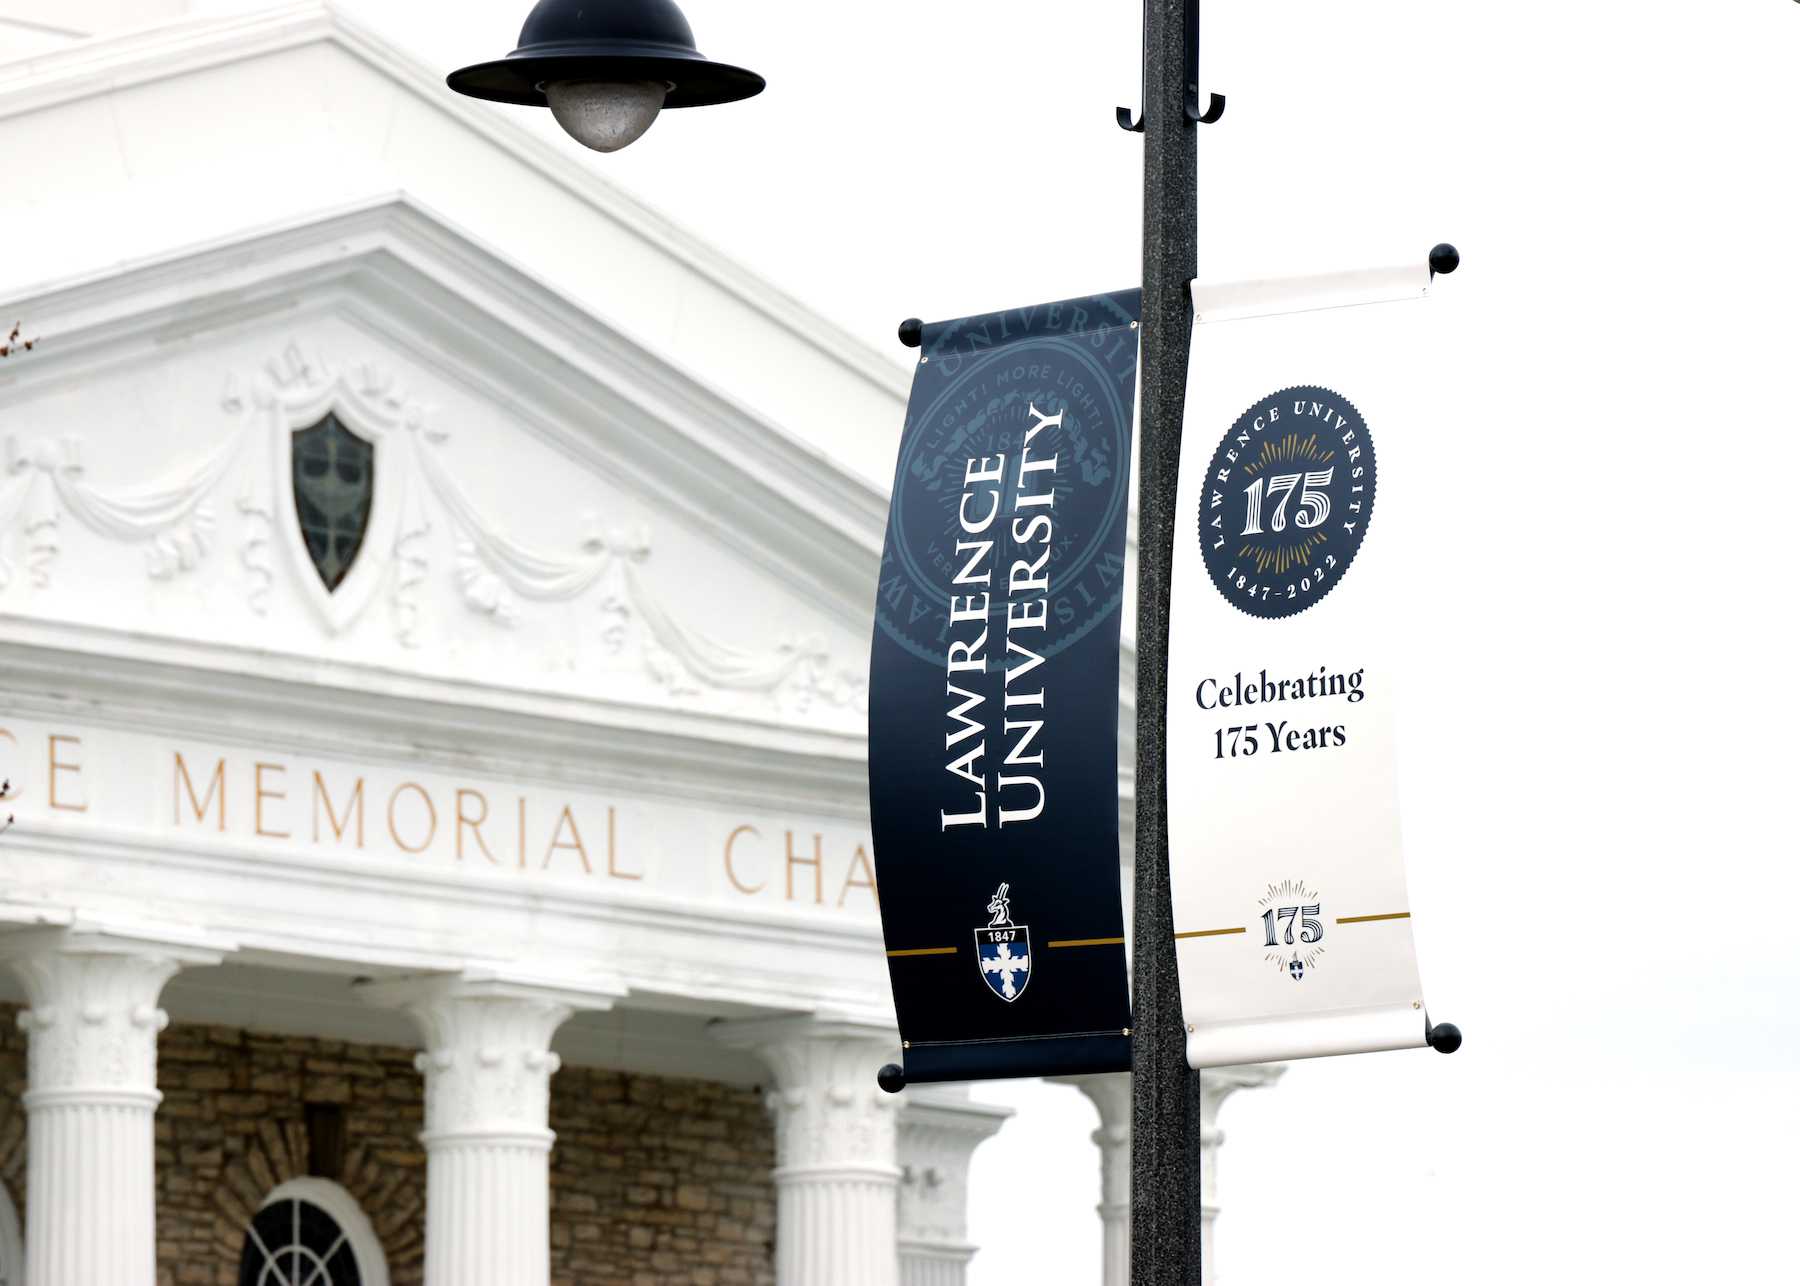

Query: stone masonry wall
[0,1003,776,1286]
[549,1066,776,1286]
[153,1018,430,1286]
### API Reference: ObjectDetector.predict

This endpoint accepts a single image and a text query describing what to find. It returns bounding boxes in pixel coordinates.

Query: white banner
[1168,264,1439,1069]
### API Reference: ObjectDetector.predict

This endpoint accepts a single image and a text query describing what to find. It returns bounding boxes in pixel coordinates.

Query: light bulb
[545,80,668,153]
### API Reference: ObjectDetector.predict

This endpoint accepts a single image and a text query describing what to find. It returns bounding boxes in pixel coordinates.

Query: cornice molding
[0,819,893,1025]
[0,820,880,953]
[0,632,870,818]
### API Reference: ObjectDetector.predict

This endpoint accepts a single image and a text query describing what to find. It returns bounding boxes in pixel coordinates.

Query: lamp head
[447,0,765,153]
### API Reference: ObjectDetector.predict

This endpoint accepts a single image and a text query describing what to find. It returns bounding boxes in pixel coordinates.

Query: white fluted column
[715,1018,902,1286]
[1057,1074,1132,1286]
[0,927,222,1286]
[896,1085,1011,1286]
[1060,1066,1285,1286]
[1198,1065,1284,1286]
[359,974,611,1286]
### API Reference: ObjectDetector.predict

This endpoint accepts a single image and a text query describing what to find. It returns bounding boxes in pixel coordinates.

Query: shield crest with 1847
[974,883,1032,1003]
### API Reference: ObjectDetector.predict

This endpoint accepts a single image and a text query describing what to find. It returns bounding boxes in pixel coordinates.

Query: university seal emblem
[292,413,375,592]
[875,295,1138,667]
[1198,386,1377,620]
[974,883,1032,1003]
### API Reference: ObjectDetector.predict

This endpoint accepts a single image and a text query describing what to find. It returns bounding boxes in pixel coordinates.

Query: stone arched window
[236,1177,389,1286]
[0,1183,21,1286]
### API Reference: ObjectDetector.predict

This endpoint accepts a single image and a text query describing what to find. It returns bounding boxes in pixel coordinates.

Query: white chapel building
[0,4,1278,1284]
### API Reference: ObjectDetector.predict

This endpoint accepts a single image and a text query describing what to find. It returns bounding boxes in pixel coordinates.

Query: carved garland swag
[0,346,866,719]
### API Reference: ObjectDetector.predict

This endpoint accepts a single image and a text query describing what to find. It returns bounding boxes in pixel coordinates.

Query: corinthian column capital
[0,925,224,1101]
[712,1016,903,1286]
[713,1016,902,1178]
[357,972,616,1142]
[0,922,226,1286]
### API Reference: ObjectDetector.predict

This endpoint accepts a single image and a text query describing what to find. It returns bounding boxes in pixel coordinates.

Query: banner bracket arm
[1119,0,1226,131]
[1187,91,1227,126]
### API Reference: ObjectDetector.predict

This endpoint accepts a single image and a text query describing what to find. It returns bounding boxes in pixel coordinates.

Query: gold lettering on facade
[456,789,497,864]
[786,830,823,905]
[543,805,592,874]
[838,843,879,908]
[387,782,437,855]
[606,806,640,880]
[174,752,226,831]
[724,824,765,895]
[48,735,86,813]
[312,773,366,848]
[254,762,290,839]
[43,734,879,910]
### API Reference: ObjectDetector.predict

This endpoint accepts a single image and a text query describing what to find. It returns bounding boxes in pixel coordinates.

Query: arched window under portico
[235,1177,389,1286]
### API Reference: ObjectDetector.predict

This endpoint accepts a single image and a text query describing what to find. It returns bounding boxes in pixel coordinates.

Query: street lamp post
[1125,1,1210,1281]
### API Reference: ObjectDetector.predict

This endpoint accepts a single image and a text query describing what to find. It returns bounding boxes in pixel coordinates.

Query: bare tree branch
[0,321,39,359]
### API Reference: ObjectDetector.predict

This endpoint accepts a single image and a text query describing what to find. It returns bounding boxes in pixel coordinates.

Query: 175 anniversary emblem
[1198,386,1377,619]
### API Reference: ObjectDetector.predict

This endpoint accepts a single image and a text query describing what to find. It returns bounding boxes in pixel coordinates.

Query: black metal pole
[1131,0,1202,1281]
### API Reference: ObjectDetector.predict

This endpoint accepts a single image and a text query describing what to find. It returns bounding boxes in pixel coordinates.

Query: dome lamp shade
[447,0,765,152]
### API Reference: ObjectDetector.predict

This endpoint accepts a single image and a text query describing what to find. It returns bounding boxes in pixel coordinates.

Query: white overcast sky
[155,1,1800,1280]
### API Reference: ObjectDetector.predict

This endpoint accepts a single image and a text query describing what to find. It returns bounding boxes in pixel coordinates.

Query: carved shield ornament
[292,414,375,592]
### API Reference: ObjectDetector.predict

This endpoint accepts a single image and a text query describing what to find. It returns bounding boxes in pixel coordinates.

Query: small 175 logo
[1260,879,1326,982]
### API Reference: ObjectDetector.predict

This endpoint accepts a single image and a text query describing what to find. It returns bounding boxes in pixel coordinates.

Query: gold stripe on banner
[1336,912,1412,925]
[1047,937,1127,949]
[886,947,958,958]
[1174,927,1247,940]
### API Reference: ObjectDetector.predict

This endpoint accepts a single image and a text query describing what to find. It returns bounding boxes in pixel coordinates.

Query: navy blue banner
[869,290,1141,1084]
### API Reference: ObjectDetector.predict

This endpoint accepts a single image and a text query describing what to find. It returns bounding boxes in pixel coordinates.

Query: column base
[898,1239,978,1286]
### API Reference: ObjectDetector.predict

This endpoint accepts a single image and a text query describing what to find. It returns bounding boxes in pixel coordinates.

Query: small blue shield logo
[975,882,1032,1003]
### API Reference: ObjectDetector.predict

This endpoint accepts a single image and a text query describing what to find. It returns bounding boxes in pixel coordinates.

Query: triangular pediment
[0,200,883,740]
